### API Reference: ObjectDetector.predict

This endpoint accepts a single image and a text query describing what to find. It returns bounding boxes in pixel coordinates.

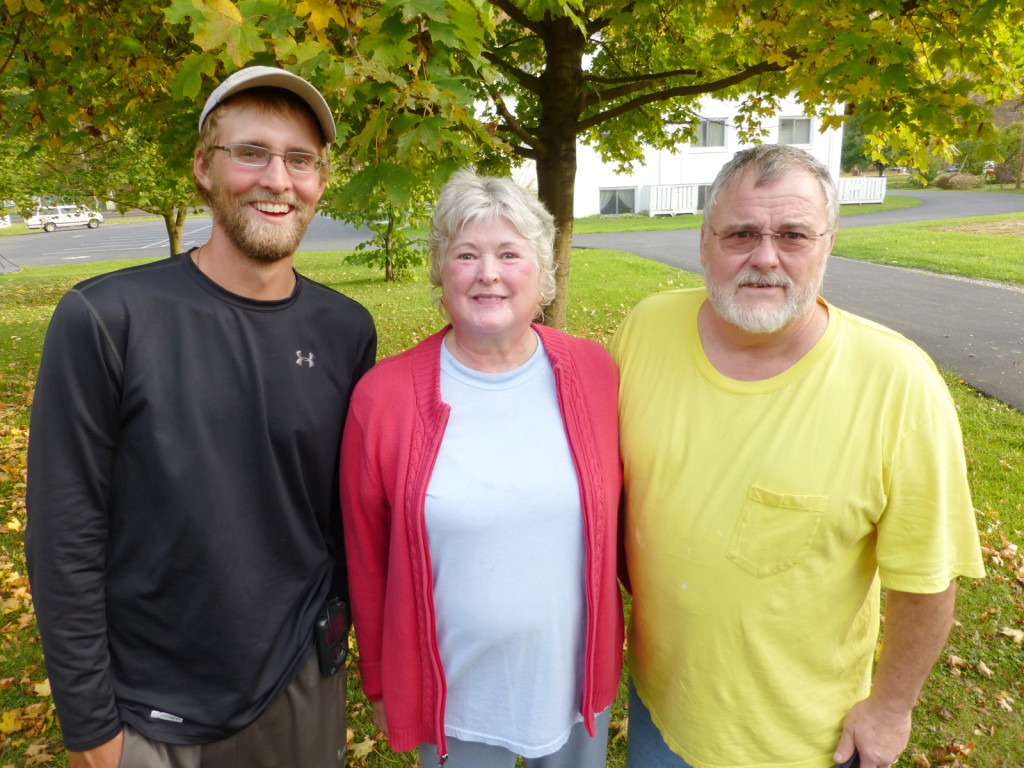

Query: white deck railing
[836,176,887,204]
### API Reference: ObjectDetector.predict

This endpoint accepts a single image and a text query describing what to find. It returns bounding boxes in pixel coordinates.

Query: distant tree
[0,0,496,264]
[841,114,868,173]
[0,1,204,251]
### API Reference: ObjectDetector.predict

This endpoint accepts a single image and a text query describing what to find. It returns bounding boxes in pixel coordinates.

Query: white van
[25,205,104,232]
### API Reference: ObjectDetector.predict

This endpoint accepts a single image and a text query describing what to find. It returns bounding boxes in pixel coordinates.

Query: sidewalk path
[572,190,1024,411]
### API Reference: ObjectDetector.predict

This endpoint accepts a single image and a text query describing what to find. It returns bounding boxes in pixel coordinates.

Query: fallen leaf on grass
[976,660,994,679]
[31,680,50,698]
[994,691,1015,712]
[349,736,377,762]
[910,752,930,768]
[949,741,976,756]
[22,740,56,766]
[610,716,628,743]
[999,626,1024,643]
[0,709,23,736]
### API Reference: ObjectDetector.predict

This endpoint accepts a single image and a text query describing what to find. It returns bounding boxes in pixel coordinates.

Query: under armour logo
[296,351,315,368]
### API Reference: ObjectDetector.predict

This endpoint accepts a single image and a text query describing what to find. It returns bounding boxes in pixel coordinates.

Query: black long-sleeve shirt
[25,251,376,750]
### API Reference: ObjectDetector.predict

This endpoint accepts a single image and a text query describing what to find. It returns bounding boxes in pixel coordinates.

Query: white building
[564,95,880,219]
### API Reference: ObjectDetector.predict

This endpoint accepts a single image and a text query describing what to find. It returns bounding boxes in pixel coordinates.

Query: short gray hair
[428,169,557,316]
[704,144,838,231]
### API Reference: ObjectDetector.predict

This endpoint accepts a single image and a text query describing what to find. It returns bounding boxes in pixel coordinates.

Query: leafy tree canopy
[0,0,499,257]
[469,0,1024,324]
[3,0,1024,322]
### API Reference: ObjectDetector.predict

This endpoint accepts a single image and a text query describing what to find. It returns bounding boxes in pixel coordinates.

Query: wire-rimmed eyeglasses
[212,144,327,174]
[709,228,831,255]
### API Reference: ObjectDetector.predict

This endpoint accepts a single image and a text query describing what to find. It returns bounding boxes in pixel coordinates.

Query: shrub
[993,163,1018,185]
[934,172,983,190]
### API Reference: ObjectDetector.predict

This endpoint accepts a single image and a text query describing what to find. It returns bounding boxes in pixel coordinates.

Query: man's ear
[824,231,836,257]
[699,225,708,270]
[194,147,212,193]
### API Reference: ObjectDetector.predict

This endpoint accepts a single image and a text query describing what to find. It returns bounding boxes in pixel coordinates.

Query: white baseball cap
[198,66,337,143]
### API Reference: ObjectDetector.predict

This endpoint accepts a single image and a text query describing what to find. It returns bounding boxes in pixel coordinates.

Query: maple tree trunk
[533,16,586,330]
[164,207,187,256]
[385,211,395,282]
[1016,121,1023,191]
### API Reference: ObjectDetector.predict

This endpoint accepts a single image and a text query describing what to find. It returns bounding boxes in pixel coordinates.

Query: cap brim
[199,66,336,144]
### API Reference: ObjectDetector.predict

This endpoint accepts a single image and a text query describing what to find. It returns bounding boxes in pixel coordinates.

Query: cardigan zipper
[554,356,599,736]
[418,408,450,766]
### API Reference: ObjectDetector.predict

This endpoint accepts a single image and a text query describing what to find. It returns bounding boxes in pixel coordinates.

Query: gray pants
[117,653,347,768]
[417,707,611,768]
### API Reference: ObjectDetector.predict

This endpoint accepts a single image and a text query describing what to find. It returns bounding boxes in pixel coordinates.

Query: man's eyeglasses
[709,228,831,255]
[212,144,327,174]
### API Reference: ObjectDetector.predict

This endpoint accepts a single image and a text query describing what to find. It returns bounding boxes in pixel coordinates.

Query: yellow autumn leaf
[846,76,877,100]
[0,597,21,614]
[48,37,73,56]
[32,679,51,698]
[198,0,242,23]
[0,708,24,736]
[350,736,377,760]
[999,626,1024,643]
[976,660,994,678]
[297,0,350,31]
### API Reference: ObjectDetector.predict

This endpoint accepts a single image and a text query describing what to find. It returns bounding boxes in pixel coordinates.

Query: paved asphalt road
[0,213,368,270]
[2,190,1022,410]
[573,190,1024,412]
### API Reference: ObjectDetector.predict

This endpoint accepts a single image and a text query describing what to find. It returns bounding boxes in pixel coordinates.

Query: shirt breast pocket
[726,486,829,578]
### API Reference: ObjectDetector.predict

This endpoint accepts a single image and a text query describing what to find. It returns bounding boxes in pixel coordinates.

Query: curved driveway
[573,190,1024,411]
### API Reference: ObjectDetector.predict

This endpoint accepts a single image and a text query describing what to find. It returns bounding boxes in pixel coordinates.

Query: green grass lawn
[1,236,1022,767]
[832,213,1024,286]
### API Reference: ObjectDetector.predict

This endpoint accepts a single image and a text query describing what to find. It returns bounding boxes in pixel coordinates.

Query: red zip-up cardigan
[340,325,624,765]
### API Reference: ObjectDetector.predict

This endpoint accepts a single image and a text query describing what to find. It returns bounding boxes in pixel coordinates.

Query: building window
[779,118,811,145]
[694,119,726,148]
[600,188,635,215]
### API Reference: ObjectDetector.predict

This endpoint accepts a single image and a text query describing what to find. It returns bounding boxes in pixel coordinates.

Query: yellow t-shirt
[609,288,985,768]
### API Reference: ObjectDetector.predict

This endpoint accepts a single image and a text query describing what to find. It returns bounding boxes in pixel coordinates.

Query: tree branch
[489,0,543,35]
[490,90,539,150]
[0,10,28,78]
[578,59,787,132]
[587,66,701,86]
[483,50,541,95]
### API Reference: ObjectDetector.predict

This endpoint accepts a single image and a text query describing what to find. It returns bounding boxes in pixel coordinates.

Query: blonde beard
[209,188,315,263]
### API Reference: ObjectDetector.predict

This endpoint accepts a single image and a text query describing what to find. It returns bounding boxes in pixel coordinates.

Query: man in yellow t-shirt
[610,145,985,768]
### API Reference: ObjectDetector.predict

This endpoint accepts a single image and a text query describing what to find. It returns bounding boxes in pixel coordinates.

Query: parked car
[24,205,104,232]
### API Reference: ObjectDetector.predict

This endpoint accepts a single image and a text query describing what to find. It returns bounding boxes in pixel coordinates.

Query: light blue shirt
[425,332,586,756]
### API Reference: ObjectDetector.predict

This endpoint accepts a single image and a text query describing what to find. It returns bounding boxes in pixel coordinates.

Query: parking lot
[0,214,368,270]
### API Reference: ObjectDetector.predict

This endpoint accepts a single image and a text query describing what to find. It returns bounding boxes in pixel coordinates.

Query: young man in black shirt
[26,66,376,768]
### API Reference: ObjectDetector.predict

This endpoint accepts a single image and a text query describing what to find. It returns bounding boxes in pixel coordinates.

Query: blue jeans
[625,678,694,768]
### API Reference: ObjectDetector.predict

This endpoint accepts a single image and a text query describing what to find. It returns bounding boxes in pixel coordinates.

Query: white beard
[706,263,825,334]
